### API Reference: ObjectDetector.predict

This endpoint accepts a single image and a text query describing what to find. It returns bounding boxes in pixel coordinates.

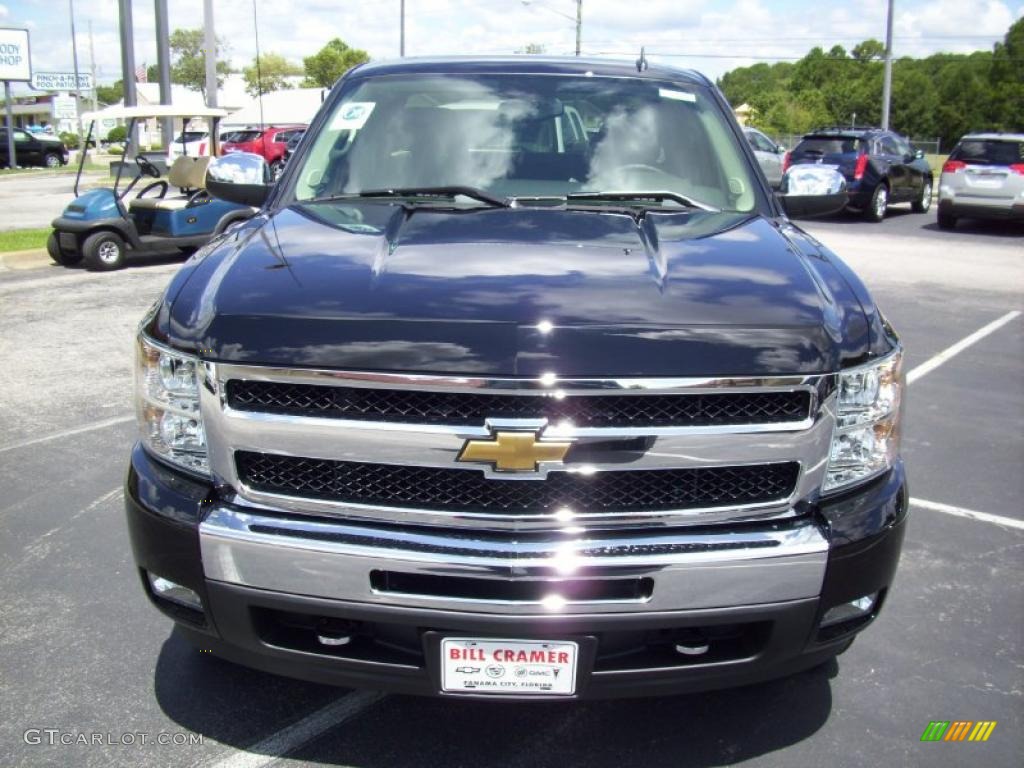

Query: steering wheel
[135,155,161,179]
[611,163,665,176]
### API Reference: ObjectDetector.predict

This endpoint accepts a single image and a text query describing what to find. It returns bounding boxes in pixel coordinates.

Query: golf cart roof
[80,104,229,122]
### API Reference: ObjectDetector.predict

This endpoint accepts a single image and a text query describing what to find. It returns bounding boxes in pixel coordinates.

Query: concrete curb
[0,248,52,271]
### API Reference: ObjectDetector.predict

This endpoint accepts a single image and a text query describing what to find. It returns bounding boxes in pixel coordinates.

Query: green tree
[988,18,1024,131]
[243,53,304,97]
[96,81,124,105]
[168,28,232,96]
[302,38,370,88]
[852,39,886,62]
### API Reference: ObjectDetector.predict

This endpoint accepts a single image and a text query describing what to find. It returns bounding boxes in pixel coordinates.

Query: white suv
[937,132,1024,229]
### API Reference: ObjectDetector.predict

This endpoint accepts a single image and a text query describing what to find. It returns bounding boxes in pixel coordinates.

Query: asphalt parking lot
[0,205,1021,767]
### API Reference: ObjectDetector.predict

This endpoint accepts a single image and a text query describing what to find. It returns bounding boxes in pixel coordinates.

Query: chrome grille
[227,380,811,428]
[236,452,800,515]
[201,364,836,530]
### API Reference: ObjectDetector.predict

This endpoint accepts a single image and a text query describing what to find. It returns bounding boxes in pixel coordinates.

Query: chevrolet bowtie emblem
[458,430,571,474]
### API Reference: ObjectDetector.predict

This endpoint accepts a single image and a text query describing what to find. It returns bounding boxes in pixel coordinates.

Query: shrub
[106,125,127,143]
[59,131,80,149]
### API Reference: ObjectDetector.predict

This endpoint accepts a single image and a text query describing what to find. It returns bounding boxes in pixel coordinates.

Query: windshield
[222,130,263,143]
[174,131,206,144]
[795,137,863,156]
[950,139,1023,166]
[290,73,758,211]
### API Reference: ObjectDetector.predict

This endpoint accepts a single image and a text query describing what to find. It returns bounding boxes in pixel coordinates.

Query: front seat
[131,156,197,211]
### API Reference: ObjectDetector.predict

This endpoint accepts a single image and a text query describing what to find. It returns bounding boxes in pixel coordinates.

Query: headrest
[167,156,194,188]
[187,156,212,190]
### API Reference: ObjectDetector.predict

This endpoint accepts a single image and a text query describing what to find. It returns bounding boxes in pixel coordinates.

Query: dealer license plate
[440,638,578,696]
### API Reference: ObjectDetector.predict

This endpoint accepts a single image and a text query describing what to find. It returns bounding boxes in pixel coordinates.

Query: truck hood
[164,202,872,376]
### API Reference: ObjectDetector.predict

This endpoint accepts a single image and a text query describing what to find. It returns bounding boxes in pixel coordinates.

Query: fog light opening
[147,572,202,611]
[820,592,878,629]
[316,633,352,647]
[674,641,710,657]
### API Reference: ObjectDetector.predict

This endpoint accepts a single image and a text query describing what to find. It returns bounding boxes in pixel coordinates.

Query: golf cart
[48,105,256,271]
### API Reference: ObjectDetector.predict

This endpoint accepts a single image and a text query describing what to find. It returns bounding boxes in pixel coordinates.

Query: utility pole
[118,0,137,107]
[69,0,85,155]
[203,0,217,108]
[400,0,405,56]
[88,20,98,112]
[575,0,581,56]
[881,0,894,130]
[155,0,172,149]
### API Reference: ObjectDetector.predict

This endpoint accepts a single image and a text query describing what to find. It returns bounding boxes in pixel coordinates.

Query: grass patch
[0,163,111,176]
[0,228,50,253]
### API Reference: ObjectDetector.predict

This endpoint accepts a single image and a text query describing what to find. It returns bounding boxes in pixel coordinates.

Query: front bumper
[125,445,907,699]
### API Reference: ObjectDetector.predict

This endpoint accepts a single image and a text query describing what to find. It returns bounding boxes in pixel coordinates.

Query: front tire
[911,178,933,213]
[47,232,83,266]
[83,231,127,271]
[44,152,62,169]
[937,211,957,230]
[864,183,889,222]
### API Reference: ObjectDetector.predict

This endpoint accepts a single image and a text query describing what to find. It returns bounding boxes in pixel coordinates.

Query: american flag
[135,64,148,83]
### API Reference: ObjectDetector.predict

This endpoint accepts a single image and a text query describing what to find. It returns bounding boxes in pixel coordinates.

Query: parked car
[937,132,1024,229]
[784,126,933,221]
[129,56,906,701]
[166,130,210,162]
[743,127,785,187]
[0,128,69,168]
[221,125,307,175]
[272,131,303,182]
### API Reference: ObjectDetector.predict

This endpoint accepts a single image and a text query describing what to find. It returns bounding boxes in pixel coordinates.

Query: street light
[521,0,581,56]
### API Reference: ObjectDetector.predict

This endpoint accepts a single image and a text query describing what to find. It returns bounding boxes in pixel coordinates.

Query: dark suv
[785,127,932,221]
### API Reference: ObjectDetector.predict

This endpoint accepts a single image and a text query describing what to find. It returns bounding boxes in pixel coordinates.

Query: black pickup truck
[126,57,906,700]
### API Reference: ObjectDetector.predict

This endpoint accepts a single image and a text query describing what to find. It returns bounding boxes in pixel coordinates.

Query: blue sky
[2,0,1021,94]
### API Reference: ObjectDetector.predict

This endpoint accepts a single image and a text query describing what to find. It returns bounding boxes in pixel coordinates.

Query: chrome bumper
[199,506,829,615]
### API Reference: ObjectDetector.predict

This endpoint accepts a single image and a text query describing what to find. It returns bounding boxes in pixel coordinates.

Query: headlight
[823,349,903,492]
[135,334,209,475]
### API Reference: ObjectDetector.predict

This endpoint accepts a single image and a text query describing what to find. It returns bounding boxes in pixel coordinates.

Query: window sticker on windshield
[331,102,376,130]
[658,88,696,103]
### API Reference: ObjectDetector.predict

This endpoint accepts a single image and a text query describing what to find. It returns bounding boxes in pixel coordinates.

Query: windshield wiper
[565,190,719,212]
[350,186,510,208]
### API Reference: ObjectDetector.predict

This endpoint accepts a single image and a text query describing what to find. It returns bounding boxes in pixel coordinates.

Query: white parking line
[906,310,1021,385]
[0,415,134,455]
[206,690,385,768]
[910,498,1024,531]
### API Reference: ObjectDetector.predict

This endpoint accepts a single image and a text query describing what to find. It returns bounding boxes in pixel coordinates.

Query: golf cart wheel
[937,212,957,230]
[863,183,888,222]
[47,232,83,266]
[44,152,63,168]
[83,231,127,271]
[912,178,933,213]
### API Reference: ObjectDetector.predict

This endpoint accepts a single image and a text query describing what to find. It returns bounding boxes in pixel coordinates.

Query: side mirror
[206,152,272,207]
[777,166,848,219]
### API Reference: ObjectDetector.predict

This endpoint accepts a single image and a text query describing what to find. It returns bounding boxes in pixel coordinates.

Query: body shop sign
[0,29,31,82]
